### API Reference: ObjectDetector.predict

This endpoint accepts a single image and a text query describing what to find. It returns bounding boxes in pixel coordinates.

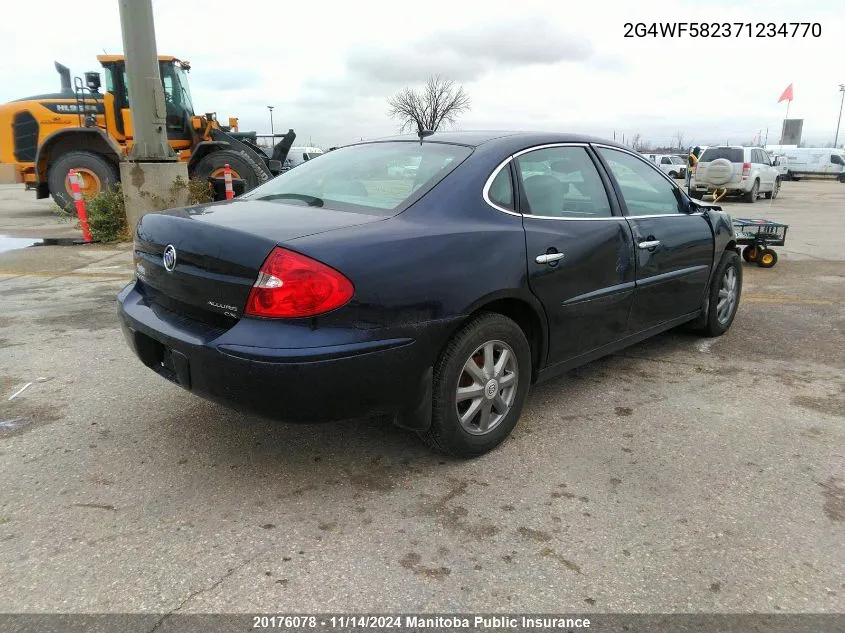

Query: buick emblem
[163,244,177,272]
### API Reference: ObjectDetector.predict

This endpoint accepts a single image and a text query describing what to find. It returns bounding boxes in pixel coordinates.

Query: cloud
[346,17,594,84]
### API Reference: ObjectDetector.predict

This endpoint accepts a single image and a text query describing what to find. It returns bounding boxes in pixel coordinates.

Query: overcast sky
[2,0,843,148]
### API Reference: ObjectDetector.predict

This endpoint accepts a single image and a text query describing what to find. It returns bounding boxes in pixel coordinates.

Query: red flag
[778,83,794,103]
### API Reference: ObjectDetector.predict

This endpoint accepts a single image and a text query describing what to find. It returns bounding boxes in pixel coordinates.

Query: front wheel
[757,248,778,268]
[420,313,532,457]
[693,249,743,337]
[47,151,118,208]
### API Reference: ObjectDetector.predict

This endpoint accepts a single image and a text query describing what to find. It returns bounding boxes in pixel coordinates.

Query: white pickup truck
[643,153,687,179]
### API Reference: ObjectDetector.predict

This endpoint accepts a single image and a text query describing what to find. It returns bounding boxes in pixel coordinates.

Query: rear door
[510,144,636,366]
[595,146,714,332]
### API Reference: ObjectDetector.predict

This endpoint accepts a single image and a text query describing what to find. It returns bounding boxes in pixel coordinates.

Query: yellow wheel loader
[0,56,295,206]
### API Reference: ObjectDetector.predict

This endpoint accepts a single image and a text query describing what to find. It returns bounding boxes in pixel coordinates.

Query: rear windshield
[700,148,744,163]
[244,141,472,215]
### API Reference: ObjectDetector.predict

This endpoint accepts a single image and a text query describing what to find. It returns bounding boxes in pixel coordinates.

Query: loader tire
[192,149,264,192]
[48,151,118,209]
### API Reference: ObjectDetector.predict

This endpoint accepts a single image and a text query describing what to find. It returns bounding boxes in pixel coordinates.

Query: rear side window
[700,148,744,163]
[244,141,472,215]
[516,146,612,218]
[487,164,514,210]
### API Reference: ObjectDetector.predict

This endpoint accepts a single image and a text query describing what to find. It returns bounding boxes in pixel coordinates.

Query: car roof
[348,130,632,151]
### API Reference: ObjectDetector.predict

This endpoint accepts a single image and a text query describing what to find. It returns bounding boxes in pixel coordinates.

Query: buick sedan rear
[118,131,742,456]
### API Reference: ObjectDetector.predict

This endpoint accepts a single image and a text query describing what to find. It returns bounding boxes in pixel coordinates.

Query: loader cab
[98,55,195,144]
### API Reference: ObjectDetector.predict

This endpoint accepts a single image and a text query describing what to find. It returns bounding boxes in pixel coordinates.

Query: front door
[513,145,637,366]
[595,146,714,332]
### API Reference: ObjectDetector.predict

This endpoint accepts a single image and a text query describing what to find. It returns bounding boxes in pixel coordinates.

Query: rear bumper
[690,179,752,194]
[117,281,450,423]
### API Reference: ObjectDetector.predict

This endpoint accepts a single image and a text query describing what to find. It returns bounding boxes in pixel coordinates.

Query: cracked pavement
[0,180,843,614]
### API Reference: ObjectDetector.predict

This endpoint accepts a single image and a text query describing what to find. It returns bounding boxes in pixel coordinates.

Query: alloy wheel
[455,340,518,435]
[717,266,738,325]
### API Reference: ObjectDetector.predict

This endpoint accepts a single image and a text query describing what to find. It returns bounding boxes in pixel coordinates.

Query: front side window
[661,157,671,165]
[597,147,683,216]
[242,141,472,215]
[515,146,612,218]
[830,154,844,166]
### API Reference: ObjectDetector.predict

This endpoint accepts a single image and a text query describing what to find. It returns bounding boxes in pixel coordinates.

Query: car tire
[693,249,743,338]
[47,151,118,208]
[839,173,845,183]
[668,171,678,179]
[420,313,532,457]
[757,248,778,268]
[764,178,780,199]
[192,149,264,192]
[744,179,759,203]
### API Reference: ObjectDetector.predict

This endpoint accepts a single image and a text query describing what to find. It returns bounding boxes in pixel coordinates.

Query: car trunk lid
[133,201,384,326]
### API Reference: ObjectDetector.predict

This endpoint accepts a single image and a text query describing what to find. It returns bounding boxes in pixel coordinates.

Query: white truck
[643,153,687,179]
[765,146,845,182]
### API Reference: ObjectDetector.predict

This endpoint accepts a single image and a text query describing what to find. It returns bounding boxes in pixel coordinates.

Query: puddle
[0,235,43,254]
[0,236,93,254]
[0,418,30,433]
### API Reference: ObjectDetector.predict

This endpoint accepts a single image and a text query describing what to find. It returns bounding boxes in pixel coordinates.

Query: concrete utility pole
[117,0,188,233]
[834,84,845,149]
[267,106,275,141]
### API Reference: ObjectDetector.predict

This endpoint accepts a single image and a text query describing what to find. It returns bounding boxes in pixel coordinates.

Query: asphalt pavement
[0,180,843,614]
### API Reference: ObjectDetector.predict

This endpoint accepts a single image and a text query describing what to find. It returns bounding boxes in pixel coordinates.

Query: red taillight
[245,247,354,318]
[742,162,751,178]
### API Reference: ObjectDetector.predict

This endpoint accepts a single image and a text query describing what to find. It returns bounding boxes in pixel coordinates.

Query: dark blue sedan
[118,131,742,456]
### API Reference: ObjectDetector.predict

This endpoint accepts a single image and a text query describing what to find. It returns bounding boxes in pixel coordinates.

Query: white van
[765,147,845,182]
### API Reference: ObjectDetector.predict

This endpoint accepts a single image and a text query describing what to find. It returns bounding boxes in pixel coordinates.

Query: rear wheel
[742,246,759,262]
[47,151,118,208]
[192,149,263,192]
[757,248,778,268]
[693,249,742,337]
[668,171,678,179]
[744,179,759,203]
[420,313,532,457]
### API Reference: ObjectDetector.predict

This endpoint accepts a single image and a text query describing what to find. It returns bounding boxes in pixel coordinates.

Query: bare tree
[672,130,686,151]
[630,133,642,150]
[387,75,471,134]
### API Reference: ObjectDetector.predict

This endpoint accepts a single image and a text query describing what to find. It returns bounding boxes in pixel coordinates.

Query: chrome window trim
[482,156,521,216]
[481,142,622,222]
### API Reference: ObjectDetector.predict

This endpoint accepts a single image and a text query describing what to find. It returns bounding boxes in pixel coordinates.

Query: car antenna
[418,128,434,144]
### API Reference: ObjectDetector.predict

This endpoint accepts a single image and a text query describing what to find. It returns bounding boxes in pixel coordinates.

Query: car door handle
[535,252,565,264]
[638,240,661,249]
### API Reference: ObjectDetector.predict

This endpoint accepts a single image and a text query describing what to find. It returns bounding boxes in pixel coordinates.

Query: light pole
[834,84,845,149]
[267,105,275,146]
